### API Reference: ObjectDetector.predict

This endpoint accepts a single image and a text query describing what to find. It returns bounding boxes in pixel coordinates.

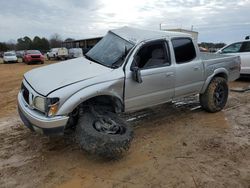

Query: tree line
[0,34,74,53]
[199,42,226,50]
[1,34,226,53]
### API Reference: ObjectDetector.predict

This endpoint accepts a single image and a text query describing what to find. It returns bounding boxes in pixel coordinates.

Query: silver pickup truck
[18,27,240,157]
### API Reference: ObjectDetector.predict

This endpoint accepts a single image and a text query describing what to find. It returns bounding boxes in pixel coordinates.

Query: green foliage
[199,42,226,49]
[16,36,32,50]
[41,38,50,51]
[0,42,9,51]
[14,33,63,52]
[16,36,50,52]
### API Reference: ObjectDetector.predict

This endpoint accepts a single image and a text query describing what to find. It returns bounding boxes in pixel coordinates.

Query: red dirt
[0,61,249,188]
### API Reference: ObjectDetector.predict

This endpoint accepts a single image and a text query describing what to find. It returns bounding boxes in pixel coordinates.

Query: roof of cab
[110,26,191,45]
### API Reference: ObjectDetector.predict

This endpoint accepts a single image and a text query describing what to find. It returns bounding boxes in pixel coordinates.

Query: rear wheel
[75,108,133,158]
[199,77,228,112]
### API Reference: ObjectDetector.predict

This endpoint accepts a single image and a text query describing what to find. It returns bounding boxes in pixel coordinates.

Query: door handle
[165,72,174,77]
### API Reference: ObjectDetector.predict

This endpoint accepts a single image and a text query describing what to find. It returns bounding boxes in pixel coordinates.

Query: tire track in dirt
[0,62,249,188]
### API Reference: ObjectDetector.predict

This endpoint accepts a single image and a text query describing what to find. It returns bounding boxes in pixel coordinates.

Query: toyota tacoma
[18,27,240,157]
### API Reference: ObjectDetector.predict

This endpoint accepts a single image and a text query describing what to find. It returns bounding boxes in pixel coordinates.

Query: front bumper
[4,58,18,62]
[17,92,69,136]
[27,58,44,63]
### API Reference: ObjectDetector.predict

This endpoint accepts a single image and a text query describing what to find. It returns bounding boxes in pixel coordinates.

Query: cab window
[172,38,196,64]
[133,40,170,69]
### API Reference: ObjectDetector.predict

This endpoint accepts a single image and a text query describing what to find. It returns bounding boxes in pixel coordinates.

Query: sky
[0,0,249,44]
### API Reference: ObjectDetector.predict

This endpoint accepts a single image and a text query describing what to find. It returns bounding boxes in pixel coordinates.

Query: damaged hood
[24,57,112,96]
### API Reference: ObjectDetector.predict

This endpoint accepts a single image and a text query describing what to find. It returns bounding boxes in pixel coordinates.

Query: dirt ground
[0,59,249,188]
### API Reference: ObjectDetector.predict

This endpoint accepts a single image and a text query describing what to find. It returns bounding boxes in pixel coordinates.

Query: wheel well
[200,72,229,95]
[80,95,124,113]
[214,73,228,81]
[66,95,124,129]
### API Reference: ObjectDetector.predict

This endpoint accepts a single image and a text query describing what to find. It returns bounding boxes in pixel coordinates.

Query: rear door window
[240,42,250,52]
[172,38,196,64]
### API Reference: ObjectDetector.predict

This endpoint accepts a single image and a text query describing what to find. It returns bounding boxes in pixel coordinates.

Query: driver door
[124,40,175,112]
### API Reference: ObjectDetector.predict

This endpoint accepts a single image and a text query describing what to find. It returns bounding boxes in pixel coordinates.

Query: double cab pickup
[18,27,240,157]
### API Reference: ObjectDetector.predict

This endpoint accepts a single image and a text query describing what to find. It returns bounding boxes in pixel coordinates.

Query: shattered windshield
[86,32,134,68]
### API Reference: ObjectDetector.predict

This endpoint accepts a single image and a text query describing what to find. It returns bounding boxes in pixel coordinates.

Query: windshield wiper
[85,54,114,69]
[85,54,101,65]
[110,64,120,68]
[111,57,124,68]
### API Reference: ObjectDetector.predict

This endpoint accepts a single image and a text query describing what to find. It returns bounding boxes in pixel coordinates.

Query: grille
[31,55,40,58]
[21,83,29,105]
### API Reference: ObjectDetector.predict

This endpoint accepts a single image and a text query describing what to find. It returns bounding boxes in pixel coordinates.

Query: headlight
[34,97,59,117]
[34,96,46,112]
[46,98,60,117]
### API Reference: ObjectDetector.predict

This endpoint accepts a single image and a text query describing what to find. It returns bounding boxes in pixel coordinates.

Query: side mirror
[132,66,142,83]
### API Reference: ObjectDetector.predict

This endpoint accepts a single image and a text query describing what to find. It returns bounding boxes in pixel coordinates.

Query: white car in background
[68,48,83,58]
[47,48,59,60]
[217,40,250,75]
[3,52,18,63]
[47,47,69,60]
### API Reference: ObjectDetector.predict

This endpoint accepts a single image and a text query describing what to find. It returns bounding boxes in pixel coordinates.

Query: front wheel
[75,109,134,158]
[199,77,228,113]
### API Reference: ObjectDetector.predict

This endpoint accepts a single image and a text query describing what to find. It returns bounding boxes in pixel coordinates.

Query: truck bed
[200,52,240,82]
[201,52,239,66]
[200,52,234,61]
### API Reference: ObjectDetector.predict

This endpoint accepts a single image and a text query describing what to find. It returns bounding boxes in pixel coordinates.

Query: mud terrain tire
[199,77,228,113]
[75,110,133,158]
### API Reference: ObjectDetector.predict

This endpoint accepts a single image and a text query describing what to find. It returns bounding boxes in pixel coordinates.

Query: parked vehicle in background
[23,50,44,65]
[217,40,250,75]
[57,47,68,60]
[16,50,25,58]
[68,48,83,58]
[47,48,59,60]
[18,27,240,158]
[47,47,68,60]
[3,51,18,63]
